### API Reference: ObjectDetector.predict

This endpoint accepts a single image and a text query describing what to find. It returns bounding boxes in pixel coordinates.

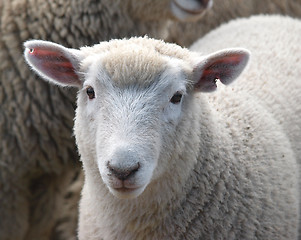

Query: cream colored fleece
[0,1,196,239]
[77,16,300,239]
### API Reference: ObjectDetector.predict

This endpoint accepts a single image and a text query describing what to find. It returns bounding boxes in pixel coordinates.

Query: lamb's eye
[170,92,183,104]
[86,86,95,99]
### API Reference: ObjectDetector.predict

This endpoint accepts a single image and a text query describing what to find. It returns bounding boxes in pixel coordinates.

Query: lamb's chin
[108,186,146,199]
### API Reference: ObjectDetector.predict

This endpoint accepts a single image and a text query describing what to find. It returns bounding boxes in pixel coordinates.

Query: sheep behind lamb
[24,15,300,239]
[168,0,301,46]
[0,0,212,239]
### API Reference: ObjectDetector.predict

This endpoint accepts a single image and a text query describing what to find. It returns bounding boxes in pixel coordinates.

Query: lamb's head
[24,37,249,199]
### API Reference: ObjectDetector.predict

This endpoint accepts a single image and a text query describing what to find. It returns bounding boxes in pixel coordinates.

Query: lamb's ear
[24,40,84,87]
[192,48,250,92]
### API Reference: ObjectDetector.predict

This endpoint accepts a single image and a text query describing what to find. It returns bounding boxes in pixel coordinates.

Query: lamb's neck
[156,95,233,238]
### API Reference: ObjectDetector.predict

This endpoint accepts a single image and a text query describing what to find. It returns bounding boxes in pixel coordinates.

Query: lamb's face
[24,37,249,200]
[75,52,190,199]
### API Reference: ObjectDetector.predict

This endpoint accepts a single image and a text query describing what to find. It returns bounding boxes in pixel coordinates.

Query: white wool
[0,0,212,239]
[168,0,301,47]
[24,15,300,239]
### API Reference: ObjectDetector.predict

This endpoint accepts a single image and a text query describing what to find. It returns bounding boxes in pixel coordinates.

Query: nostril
[197,0,210,8]
[107,162,140,181]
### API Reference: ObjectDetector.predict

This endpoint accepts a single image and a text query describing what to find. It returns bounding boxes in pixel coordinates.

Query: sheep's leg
[24,167,82,240]
[0,180,30,240]
[52,170,84,240]
[23,174,58,240]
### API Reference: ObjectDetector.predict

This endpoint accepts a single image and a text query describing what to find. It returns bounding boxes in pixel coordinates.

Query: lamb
[0,1,212,239]
[24,15,300,239]
[168,0,301,46]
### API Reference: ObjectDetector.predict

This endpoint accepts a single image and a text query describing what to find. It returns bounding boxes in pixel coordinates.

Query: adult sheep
[0,1,212,240]
[168,0,301,46]
[24,15,300,239]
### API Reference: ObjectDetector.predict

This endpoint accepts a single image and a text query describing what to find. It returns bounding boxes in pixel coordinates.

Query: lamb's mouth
[109,185,146,199]
[114,186,139,193]
[171,0,211,16]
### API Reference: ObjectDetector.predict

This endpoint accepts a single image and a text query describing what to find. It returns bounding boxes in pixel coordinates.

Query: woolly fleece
[168,0,301,46]
[25,15,300,239]
[0,1,205,239]
[77,16,300,239]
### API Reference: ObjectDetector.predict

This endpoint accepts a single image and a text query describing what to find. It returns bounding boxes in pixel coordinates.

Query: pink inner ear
[28,47,80,85]
[196,53,246,92]
[205,55,245,83]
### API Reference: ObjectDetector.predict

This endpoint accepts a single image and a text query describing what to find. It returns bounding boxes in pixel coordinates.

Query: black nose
[107,162,140,181]
[197,0,211,8]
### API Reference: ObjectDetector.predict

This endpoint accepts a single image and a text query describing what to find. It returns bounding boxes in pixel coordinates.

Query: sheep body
[191,14,301,237]
[168,0,301,46]
[190,14,301,164]
[24,15,300,239]
[0,0,210,239]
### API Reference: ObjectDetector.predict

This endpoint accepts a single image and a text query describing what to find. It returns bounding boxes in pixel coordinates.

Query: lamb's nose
[107,162,140,181]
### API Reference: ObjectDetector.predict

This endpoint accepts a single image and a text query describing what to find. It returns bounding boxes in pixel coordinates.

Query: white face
[24,38,249,199]
[75,58,188,199]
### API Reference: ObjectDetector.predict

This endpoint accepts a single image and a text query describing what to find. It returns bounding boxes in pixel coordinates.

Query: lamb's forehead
[80,37,193,87]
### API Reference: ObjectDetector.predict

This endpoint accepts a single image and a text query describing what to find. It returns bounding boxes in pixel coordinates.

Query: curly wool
[0,1,190,239]
[76,16,300,239]
[168,0,301,46]
[190,14,301,238]
[26,16,300,239]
